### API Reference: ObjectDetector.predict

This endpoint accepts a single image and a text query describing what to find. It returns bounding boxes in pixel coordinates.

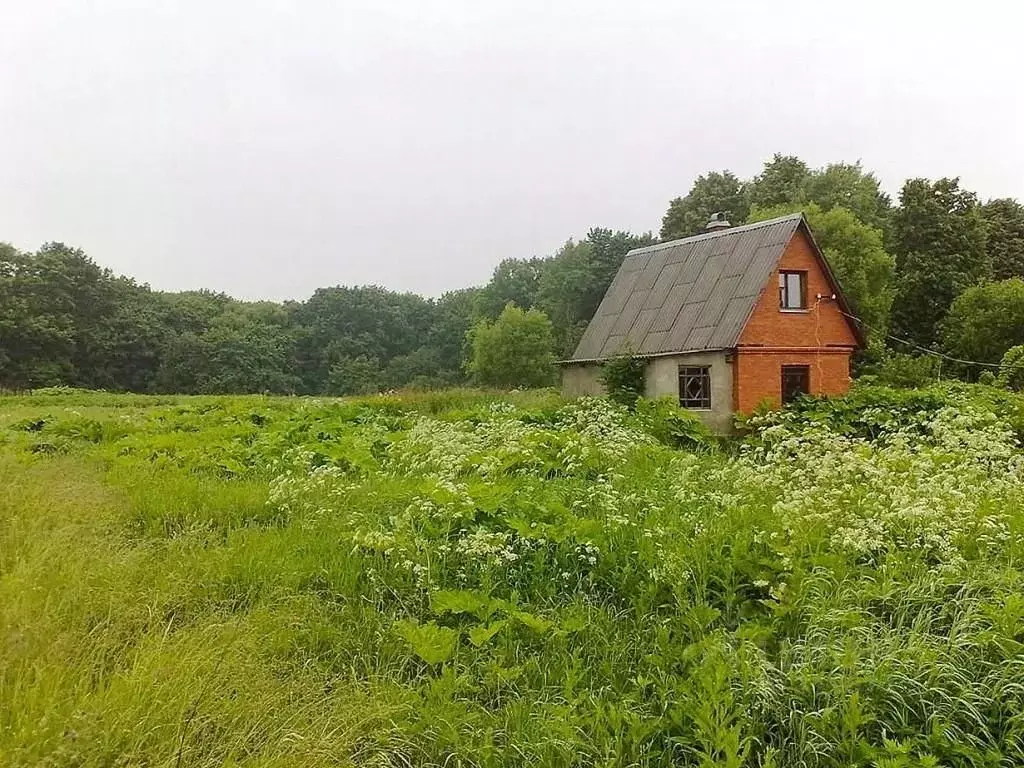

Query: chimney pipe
[706,212,731,231]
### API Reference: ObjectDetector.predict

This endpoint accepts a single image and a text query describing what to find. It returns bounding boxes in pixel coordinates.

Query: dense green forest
[3,153,1024,394]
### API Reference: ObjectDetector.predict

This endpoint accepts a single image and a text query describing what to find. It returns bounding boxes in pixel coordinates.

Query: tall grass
[1,387,1023,766]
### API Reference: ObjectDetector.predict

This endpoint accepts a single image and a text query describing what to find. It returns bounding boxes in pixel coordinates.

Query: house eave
[557,347,730,366]
[734,344,857,354]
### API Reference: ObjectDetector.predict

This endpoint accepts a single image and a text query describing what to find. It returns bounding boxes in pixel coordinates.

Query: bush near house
[999,345,1024,391]
[3,385,1024,766]
[599,352,646,407]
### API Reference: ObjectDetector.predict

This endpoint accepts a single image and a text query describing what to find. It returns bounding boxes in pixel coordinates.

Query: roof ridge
[628,212,804,256]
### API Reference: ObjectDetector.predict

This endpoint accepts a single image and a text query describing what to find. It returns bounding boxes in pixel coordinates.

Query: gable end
[736,220,864,349]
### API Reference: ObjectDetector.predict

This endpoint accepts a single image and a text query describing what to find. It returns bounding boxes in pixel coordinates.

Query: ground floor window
[781,365,810,404]
[679,366,711,409]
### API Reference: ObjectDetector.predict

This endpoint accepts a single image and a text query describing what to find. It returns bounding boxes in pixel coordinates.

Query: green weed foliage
[2,385,1024,766]
[599,354,647,408]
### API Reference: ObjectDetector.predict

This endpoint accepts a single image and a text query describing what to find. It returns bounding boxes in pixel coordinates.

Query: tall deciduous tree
[473,258,547,320]
[890,178,989,348]
[537,239,594,356]
[749,203,895,346]
[155,302,299,394]
[803,162,892,232]
[293,285,432,393]
[748,154,811,210]
[32,243,119,387]
[467,303,555,388]
[92,279,172,392]
[0,244,50,388]
[584,228,656,309]
[327,355,382,395]
[942,279,1024,369]
[660,171,749,240]
[981,198,1024,280]
[0,243,108,388]
[427,288,479,378]
[381,348,449,390]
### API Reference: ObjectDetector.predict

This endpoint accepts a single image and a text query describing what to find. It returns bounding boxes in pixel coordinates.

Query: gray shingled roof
[569,213,807,362]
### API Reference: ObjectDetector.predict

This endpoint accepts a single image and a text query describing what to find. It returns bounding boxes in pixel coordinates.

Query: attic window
[779,271,807,310]
[678,366,711,409]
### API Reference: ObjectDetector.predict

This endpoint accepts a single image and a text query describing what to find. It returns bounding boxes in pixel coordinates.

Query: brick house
[560,212,864,432]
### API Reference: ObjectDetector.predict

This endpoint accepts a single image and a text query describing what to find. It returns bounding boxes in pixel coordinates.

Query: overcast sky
[2,1,1023,301]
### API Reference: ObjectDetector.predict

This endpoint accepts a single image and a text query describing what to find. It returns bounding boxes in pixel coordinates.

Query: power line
[836,307,1011,371]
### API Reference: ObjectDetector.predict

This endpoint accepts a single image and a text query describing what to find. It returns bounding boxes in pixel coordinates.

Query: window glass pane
[781,365,810,404]
[779,272,807,309]
[678,366,711,409]
[786,273,803,308]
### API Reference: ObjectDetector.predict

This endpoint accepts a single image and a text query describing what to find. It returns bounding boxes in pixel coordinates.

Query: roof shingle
[569,213,805,362]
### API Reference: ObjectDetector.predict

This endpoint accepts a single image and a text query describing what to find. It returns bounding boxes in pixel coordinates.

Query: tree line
[3,153,1024,394]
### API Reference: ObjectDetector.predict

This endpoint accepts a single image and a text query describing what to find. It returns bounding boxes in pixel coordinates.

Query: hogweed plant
[1,385,1024,766]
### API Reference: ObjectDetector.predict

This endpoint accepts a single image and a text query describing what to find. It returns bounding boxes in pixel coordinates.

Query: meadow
[3,385,1024,767]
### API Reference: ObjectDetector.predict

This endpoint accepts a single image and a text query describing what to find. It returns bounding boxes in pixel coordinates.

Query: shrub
[942,278,1024,367]
[599,354,646,408]
[867,351,940,388]
[998,345,1024,391]
[466,304,556,389]
[635,396,714,449]
[746,383,954,441]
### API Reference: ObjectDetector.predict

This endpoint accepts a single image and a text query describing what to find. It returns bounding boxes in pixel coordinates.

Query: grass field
[3,386,1024,767]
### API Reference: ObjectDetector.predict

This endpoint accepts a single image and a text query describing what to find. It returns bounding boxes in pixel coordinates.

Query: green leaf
[559,615,589,633]
[504,515,543,539]
[513,610,554,634]
[483,661,524,685]
[431,590,494,619]
[468,619,508,647]
[393,619,459,665]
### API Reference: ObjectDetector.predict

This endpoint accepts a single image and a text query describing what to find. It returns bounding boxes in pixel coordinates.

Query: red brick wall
[738,227,859,348]
[733,225,858,412]
[733,349,852,413]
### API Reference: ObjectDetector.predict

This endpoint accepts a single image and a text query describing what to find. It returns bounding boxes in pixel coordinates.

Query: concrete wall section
[564,352,734,432]
[644,351,734,433]
[561,363,607,397]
